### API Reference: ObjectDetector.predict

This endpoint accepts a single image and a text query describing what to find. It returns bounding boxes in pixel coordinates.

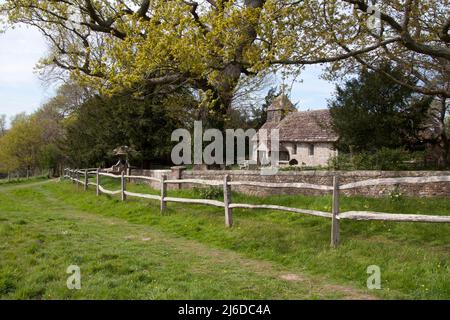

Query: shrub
[328,148,425,171]
[193,186,223,200]
[327,153,354,170]
[388,186,404,201]
[280,165,328,171]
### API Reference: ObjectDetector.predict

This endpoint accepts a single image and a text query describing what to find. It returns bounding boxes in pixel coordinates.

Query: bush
[327,153,354,170]
[193,186,223,200]
[388,186,404,201]
[328,148,425,170]
[280,165,328,171]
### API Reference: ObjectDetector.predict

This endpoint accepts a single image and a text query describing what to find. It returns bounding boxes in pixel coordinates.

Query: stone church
[252,94,338,167]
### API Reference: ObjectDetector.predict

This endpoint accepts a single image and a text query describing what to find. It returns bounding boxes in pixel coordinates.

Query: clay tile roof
[279,109,338,142]
[259,109,338,143]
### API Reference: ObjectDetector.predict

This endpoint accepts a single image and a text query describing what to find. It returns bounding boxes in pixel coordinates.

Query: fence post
[160,174,167,214]
[96,168,100,196]
[84,169,88,191]
[121,171,126,201]
[76,169,80,189]
[223,174,233,228]
[331,175,340,248]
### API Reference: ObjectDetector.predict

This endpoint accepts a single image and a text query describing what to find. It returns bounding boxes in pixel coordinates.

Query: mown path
[0,180,375,299]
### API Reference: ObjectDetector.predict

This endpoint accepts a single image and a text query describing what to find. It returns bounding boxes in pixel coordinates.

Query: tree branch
[271,38,400,65]
[339,43,450,98]
[342,0,450,60]
[439,17,450,43]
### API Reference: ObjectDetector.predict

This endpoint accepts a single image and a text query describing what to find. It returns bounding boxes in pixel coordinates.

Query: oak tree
[1,0,448,122]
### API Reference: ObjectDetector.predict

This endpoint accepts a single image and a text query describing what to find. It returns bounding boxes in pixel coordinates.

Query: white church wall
[287,142,337,166]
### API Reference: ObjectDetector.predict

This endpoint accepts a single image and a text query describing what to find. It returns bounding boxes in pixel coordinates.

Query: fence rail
[62,168,450,247]
[339,175,450,190]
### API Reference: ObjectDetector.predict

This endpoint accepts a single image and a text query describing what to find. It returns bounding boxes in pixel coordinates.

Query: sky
[0,25,336,127]
[0,25,57,126]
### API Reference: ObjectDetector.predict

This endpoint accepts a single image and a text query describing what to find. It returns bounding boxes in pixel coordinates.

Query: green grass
[0,175,48,186]
[0,178,449,299]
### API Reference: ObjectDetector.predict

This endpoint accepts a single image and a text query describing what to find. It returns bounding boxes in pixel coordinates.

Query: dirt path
[63,210,376,299]
[0,178,57,191]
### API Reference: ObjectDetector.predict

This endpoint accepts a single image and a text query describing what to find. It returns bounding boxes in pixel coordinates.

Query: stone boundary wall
[128,168,183,190]
[128,168,450,197]
[181,170,450,198]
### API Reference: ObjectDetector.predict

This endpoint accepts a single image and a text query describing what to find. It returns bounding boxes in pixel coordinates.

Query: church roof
[260,109,338,143]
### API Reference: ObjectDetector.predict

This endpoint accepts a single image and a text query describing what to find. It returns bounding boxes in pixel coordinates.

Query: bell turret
[266,94,296,122]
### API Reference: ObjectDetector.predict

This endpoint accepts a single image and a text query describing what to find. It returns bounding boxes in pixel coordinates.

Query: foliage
[329,66,431,153]
[64,93,196,168]
[1,0,447,125]
[248,86,279,129]
[39,81,93,117]
[0,115,44,174]
[193,186,223,200]
[388,186,404,202]
[0,114,6,136]
[280,165,328,171]
[328,148,426,171]
[0,103,66,176]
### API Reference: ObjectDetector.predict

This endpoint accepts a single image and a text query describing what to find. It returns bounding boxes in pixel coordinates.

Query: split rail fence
[63,168,450,247]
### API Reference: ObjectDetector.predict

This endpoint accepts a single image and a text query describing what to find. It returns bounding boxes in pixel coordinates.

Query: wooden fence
[63,168,450,247]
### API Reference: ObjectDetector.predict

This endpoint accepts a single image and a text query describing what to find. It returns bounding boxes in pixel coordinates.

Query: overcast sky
[0,24,336,126]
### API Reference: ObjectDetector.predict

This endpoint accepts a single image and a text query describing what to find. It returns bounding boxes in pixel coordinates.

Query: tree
[64,92,196,168]
[269,1,450,98]
[0,114,6,136]
[250,86,279,129]
[0,135,18,177]
[0,115,44,177]
[226,85,279,130]
[329,65,431,153]
[34,101,66,174]
[416,97,450,168]
[2,0,447,127]
[0,105,67,177]
[42,81,94,117]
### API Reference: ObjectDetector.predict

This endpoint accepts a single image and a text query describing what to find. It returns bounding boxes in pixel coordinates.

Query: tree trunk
[420,97,449,169]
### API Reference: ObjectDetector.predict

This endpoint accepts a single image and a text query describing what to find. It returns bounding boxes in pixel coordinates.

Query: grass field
[0,178,449,299]
[0,175,48,186]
